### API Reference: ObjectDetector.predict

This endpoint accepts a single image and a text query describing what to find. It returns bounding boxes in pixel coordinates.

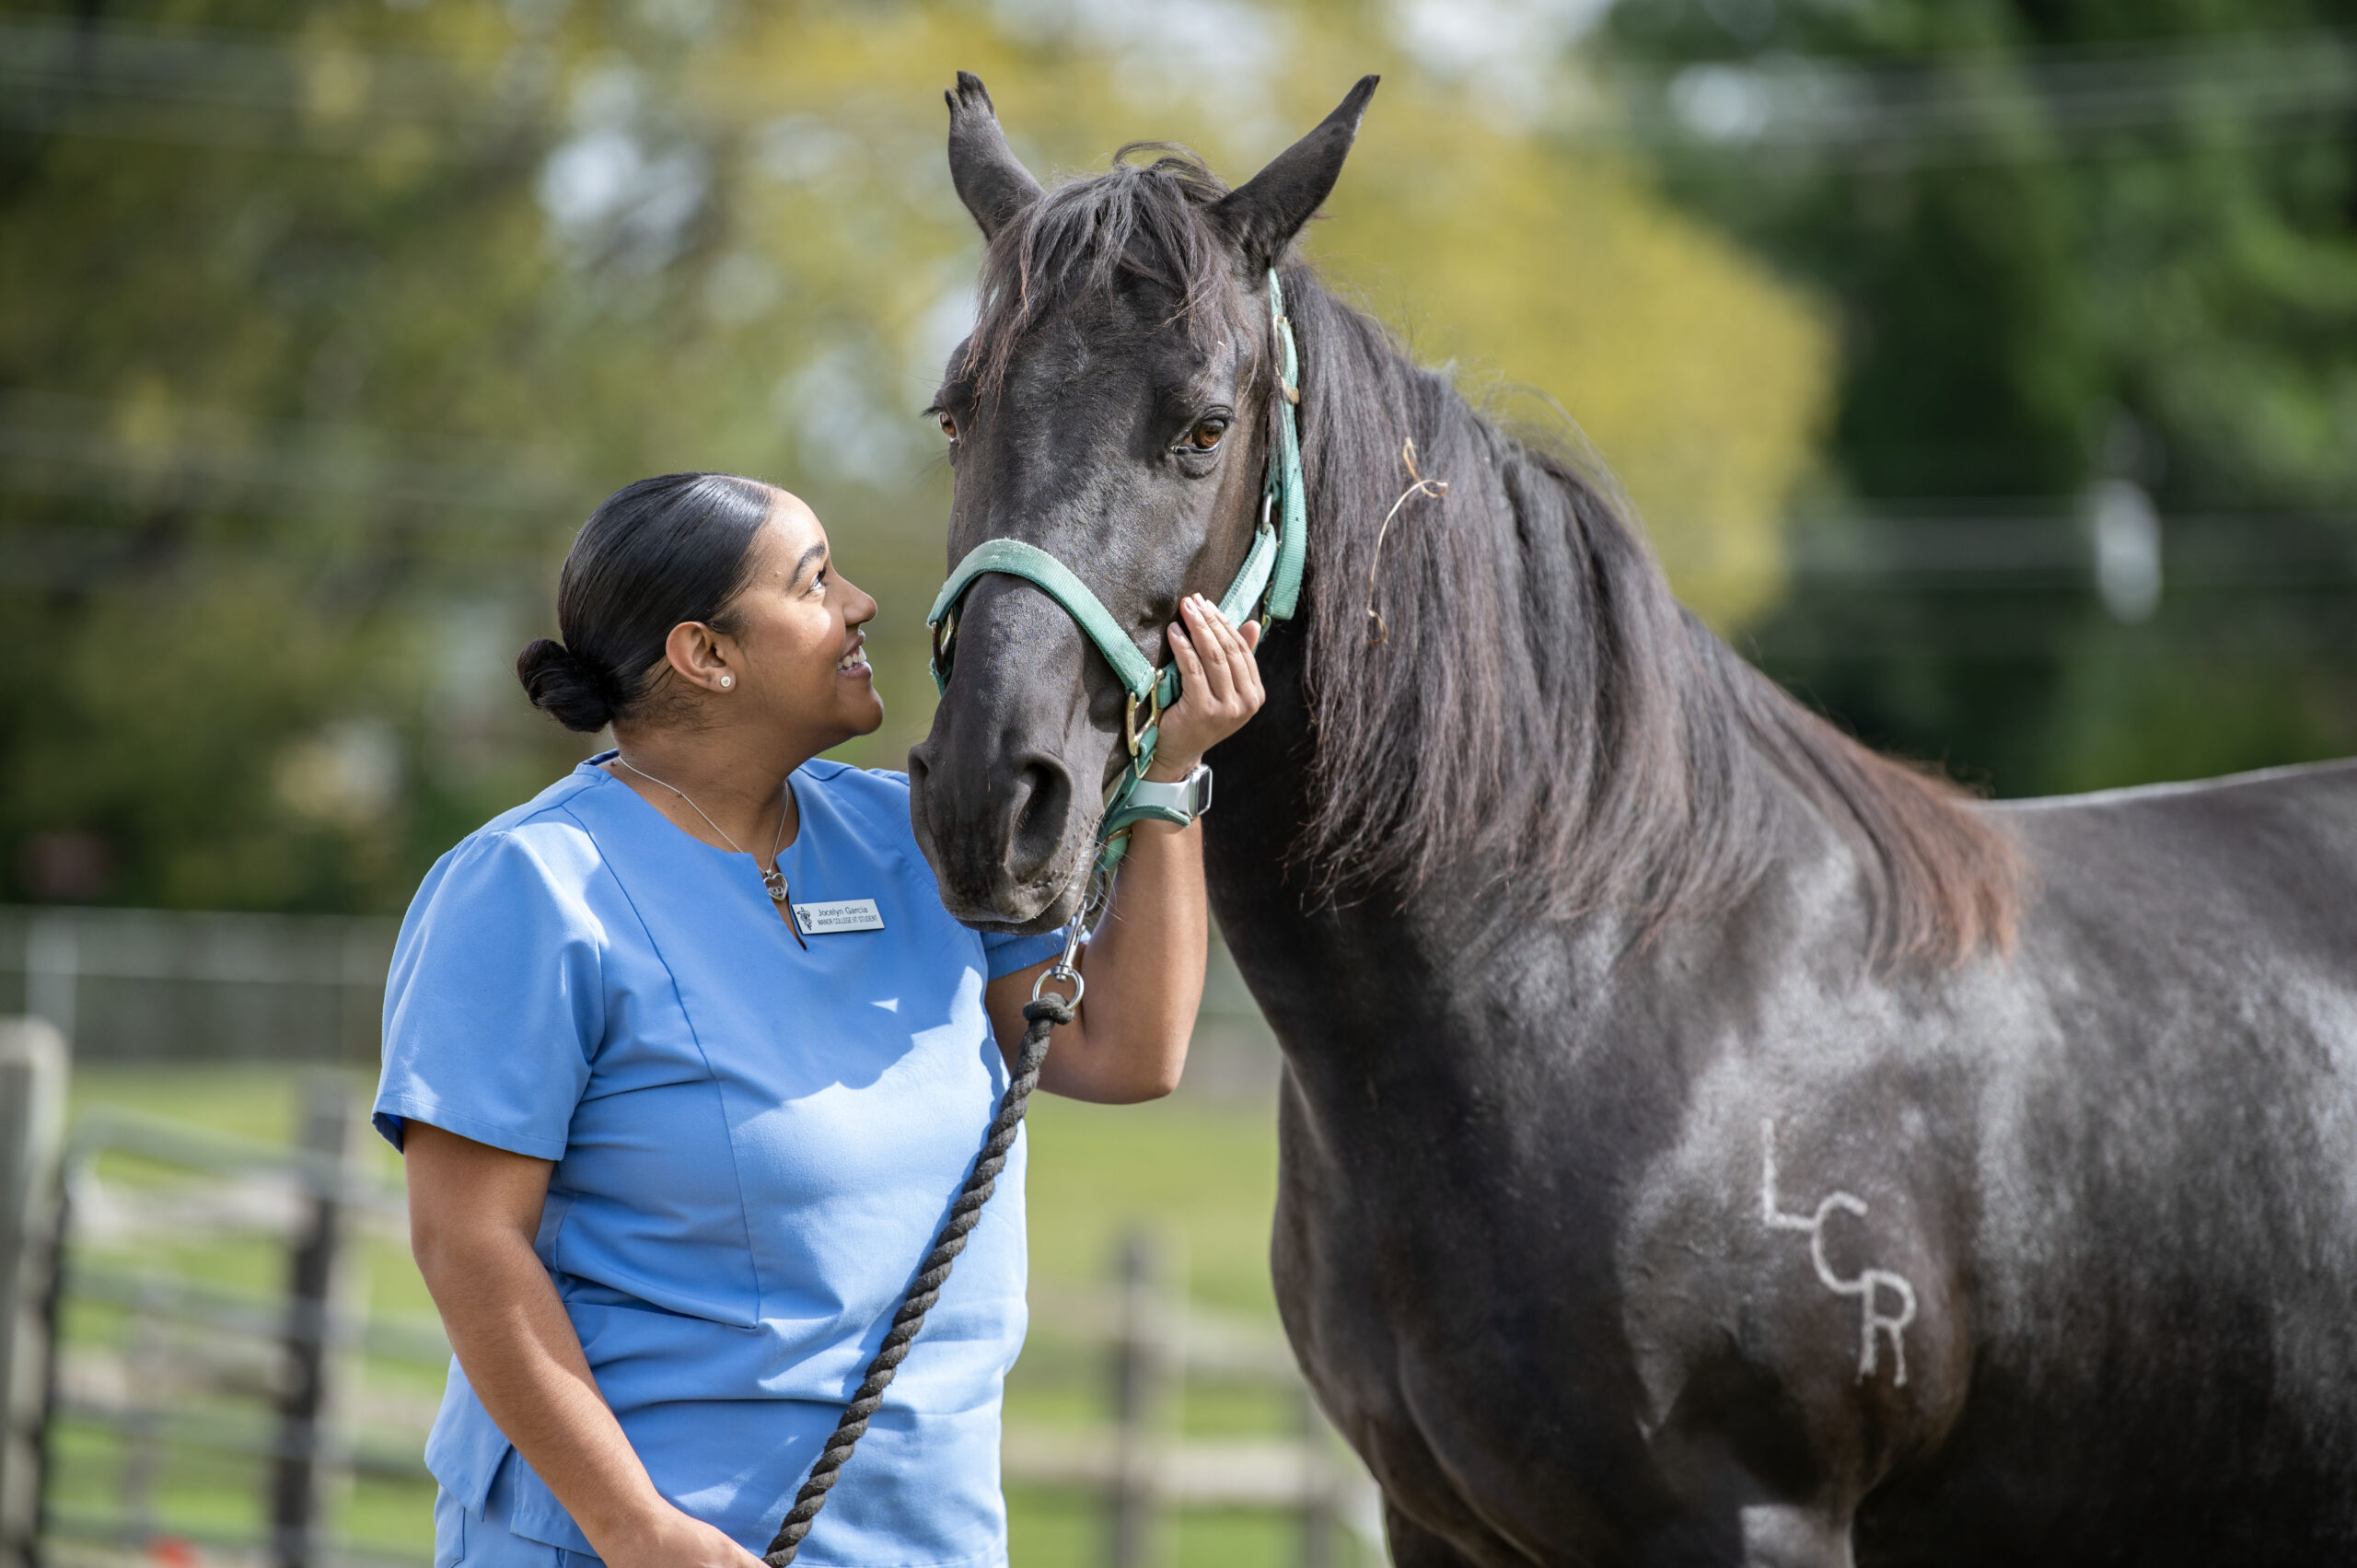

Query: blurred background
[2,0,2354,1562]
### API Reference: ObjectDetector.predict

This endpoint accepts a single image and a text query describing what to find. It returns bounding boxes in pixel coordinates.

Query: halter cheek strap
[926,268,1309,872]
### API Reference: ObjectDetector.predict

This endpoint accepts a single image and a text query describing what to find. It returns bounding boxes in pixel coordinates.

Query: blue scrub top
[374,755,1065,1568]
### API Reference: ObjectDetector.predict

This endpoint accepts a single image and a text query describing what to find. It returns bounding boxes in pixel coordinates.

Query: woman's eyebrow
[790,541,830,587]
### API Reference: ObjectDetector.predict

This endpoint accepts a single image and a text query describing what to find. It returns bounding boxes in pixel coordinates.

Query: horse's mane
[967,151,2020,966]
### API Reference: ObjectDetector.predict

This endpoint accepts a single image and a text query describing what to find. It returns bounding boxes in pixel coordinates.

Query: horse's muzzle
[908,736,1094,934]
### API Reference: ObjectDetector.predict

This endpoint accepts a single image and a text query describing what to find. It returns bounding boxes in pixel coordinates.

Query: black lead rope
[761,993,1073,1566]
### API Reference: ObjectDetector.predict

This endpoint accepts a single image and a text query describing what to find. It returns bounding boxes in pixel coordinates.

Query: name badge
[795,898,886,936]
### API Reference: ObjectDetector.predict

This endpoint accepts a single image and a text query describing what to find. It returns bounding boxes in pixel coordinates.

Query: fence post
[1106,1231,1169,1568]
[22,920,75,1051]
[0,1019,68,1568]
[120,1281,166,1545]
[271,1075,357,1568]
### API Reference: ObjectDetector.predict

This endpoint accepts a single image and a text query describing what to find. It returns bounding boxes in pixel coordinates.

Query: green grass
[52,1065,1361,1567]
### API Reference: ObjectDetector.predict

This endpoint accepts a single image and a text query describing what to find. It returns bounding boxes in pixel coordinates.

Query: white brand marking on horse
[1760,1118,1919,1386]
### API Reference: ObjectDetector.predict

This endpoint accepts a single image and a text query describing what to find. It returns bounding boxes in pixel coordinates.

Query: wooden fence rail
[8,1040,1381,1566]
[1015,1236,1379,1563]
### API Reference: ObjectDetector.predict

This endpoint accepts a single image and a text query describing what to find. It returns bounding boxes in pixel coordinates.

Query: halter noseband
[926,268,1309,876]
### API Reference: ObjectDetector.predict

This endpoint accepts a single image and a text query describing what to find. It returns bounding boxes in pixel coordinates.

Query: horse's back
[1991,756,2357,1028]
[2000,755,2357,941]
[1992,757,2357,1307]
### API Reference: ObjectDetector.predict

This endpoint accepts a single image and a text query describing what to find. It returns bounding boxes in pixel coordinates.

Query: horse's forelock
[967,147,1239,397]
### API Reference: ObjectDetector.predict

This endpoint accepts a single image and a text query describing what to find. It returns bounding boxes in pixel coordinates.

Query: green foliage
[2,0,1828,912]
[1313,82,1828,626]
[1603,0,2357,794]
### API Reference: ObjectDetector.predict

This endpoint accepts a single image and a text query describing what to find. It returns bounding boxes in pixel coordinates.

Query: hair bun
[533,472,774,732]
[516,637,616,733]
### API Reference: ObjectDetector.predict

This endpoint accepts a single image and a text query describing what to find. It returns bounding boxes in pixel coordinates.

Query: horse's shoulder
[1619,1086,1968,1500]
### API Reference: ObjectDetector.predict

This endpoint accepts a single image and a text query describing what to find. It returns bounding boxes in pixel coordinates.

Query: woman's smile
[836,632,870,679]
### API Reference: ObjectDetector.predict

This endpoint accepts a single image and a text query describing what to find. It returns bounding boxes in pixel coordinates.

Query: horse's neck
[1203,580,1865,1089]
[1201,313,1944,1060]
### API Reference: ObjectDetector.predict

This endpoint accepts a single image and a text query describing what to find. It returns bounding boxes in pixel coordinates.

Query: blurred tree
[1313,79,1827,627]
[0,0,1826,912]
[1600,0,2357,794]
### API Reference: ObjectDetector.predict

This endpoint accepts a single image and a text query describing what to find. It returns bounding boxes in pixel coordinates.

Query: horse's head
[908,73,1376,931]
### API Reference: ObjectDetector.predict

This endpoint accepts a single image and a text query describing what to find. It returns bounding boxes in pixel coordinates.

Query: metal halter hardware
[926,268,1310,877]
[1123,682,1164,760]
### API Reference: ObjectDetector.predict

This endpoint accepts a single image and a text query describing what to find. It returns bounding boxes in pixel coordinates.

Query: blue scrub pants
[435,1451,605,1568]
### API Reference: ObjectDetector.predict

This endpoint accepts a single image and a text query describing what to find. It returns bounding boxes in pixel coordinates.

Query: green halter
[927,268,1309,874]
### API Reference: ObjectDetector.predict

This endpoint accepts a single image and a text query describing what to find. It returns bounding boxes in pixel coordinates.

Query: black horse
[906,75,2357,1567]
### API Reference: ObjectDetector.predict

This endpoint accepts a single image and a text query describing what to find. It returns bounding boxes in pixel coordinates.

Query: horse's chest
[1271,1076,1664,1556]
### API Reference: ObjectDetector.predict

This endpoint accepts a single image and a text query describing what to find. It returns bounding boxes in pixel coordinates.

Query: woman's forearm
[417,1223,670,1550]
[1047,812,1205,1100]
[403,1122,762,1566]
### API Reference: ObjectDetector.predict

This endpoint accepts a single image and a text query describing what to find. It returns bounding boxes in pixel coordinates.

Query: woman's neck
[605,724,810,857]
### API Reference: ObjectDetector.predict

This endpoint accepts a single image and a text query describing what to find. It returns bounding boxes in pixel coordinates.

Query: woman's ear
[663,621,737,693]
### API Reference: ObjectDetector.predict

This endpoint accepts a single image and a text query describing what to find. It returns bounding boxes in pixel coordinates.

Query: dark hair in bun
[517,472,776,732]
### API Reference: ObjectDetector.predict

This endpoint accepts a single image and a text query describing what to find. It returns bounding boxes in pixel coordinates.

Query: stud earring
[718,675,735,690]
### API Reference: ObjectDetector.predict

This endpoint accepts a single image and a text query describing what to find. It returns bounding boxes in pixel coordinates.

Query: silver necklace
[612,755,796,912]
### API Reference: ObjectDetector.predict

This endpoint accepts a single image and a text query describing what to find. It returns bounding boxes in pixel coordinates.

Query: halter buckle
[1123,683,1162,758]
[929,606,958,688]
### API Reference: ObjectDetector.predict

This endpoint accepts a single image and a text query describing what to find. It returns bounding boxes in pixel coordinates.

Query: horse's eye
[1188,418,1226,451]
[938,412,958,442]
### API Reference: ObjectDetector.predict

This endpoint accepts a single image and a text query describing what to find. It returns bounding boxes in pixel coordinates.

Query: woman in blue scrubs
[376,472,1261,1568]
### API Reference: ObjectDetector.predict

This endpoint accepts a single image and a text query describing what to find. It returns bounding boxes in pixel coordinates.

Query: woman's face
[722,491,884,749]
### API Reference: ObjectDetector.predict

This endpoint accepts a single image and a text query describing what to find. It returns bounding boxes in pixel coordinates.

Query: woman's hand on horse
[1152,592,1264,781]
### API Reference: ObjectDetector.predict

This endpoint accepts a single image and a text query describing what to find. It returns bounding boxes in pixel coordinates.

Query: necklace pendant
[761,867,789,903]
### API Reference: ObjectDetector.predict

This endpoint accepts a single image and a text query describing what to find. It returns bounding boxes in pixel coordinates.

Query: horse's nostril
[1006,759,1072,883]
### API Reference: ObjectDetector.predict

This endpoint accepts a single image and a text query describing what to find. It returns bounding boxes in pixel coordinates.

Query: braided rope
[761,993,1072,1566]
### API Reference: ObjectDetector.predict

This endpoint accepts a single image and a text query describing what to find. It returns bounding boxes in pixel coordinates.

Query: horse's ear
[946,72,1042,241]
[1213,75,1379,273]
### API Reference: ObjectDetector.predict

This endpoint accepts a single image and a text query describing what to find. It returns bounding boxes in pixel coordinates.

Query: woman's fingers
[1232,616,1265,703]
[1167,617,1204,685]
[1203,603,1261,709]
[1151,594,1265,772]
[1182,597,1237,705]
[1198,597,1263,713]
